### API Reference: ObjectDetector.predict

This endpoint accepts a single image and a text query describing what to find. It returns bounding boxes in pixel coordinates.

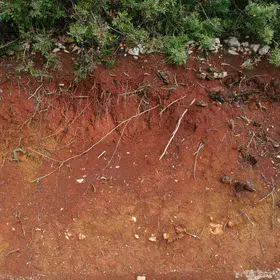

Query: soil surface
[0,52,280,280]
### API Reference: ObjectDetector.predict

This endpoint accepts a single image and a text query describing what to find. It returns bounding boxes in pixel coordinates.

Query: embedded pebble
[227,221,235,228]
[148,235,157,242]
[163,233,170,240]
[137,276,146,280]
[78,233,86,240]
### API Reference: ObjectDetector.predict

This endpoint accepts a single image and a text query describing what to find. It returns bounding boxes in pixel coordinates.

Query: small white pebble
[76,178,84,183]
[131,216,137,222]
[148,235,157,242]
[78,233,86,240]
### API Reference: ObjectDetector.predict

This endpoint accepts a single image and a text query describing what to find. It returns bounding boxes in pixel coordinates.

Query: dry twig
[159,99,195,160]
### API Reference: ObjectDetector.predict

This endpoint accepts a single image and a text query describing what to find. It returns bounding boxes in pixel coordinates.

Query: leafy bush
[161,36,188,65]
[244,1,279,44]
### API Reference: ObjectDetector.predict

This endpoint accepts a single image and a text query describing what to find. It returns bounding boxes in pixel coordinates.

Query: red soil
[0,52,280,280]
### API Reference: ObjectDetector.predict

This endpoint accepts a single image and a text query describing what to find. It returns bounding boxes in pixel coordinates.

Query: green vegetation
[0,0,280,79]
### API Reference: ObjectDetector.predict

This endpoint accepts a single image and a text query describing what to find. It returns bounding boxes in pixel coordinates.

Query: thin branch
[159,95,186,115]
[32,105,158,183]
[0,39,19,50]
[199,4,222,32]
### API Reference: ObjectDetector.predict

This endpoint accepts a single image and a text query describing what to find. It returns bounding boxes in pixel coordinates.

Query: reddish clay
[0,53,280,280]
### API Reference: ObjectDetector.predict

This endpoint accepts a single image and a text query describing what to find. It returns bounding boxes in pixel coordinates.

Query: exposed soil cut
[0,53,280,280]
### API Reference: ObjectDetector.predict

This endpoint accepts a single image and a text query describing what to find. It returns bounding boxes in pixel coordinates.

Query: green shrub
[162,36,188,65]
[1,0,280,78]
[112,11,149,45]
[269,48,280,67]
[244,1,279,44]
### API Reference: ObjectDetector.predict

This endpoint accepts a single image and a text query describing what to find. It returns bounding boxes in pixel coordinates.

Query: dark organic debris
[220,176,256,193]
[157,70,170,84]
[234,181,257,193]
[208,92,227,103]
[244,153,258,166]
[239,149,258,166]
